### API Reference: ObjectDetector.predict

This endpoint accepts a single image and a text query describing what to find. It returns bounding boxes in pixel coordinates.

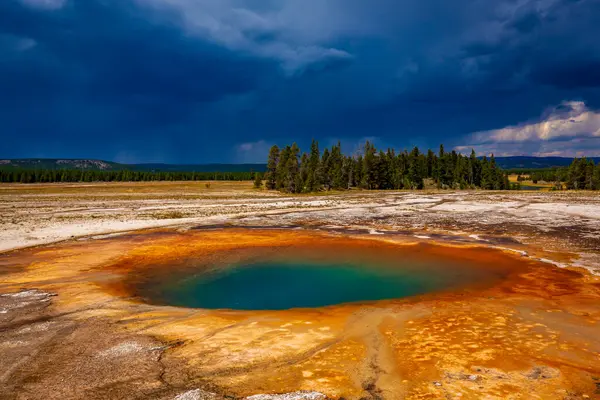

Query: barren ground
[1,182,599,400]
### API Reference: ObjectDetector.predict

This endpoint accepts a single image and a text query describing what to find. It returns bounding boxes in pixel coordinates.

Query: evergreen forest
[0,169,254,183]
[2,142,599,191]
[261,141,513,193]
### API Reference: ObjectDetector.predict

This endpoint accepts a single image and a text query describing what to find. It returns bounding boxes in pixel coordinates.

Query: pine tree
[354,155,363,187]
[343,156,354,189]
[388,148,401,189]
[480,156,493,189]
[277,145,291,189]
[306,139,322,192]
[330,142,345,190]
[408,147,424,189]
[321,148,331,190]
[265,145,280,190]
[593,163,600,190]
[361,141,376,189]
[567,158,586,190]
[284,143,300,193]
[426,149,435,178]
[397,151,409,188]
[489,154,501,190]
[299,153,310,192]
[585,159,595,190]
[253,172,263,189]
[437,144,453,188]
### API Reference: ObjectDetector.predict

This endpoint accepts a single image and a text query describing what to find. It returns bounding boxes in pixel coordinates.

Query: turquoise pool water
[145,257,494,310]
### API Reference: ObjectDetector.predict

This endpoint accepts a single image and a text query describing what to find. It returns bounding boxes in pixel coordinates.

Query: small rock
[468,375,478,381]
[174,389,219,400]
[1,289,56,299]
[525,366,559,380]
[98,341,145,358]
[433,381,442,387]
[245,391,328,400]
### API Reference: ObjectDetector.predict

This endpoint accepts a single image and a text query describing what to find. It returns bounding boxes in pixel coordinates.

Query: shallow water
[139,247,504,310]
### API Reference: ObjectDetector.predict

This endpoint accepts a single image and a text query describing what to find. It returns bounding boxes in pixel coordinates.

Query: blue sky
[1,0,600,163]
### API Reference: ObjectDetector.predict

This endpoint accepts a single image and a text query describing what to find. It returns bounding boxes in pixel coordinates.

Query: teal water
[147,258,492,310]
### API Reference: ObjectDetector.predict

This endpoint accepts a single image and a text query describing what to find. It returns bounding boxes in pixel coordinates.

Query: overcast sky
[1,0,599,163]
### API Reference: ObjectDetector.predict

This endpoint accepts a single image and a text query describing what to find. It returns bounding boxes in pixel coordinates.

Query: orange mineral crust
[1,228,599,400]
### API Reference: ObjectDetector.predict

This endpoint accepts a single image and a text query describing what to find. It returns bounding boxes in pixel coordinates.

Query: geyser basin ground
[137,246,508,310]
[2,228,600,400]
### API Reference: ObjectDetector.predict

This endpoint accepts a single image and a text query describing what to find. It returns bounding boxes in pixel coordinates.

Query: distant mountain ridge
[1,156,599,172]
[0,159,120,170]
[493,156,600,169]
[0,159,266,172]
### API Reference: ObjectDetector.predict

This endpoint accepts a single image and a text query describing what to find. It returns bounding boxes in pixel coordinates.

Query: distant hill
[0,159,121,170]
[493,156,600,169]
[0,159,266,172]
[2,156,599,172]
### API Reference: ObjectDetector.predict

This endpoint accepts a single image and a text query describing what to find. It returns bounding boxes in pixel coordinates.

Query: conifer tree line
[513,168,568,184]
[512,158,600,190]
[261,140,513,193]
[564,157,600,190]
[0,169,254,183]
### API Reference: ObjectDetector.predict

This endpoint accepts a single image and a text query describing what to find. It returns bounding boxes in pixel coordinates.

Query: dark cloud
[1,1,276,111]
[1,0,599,162]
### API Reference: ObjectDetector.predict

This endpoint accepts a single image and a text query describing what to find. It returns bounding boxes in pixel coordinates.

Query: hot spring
[126,236,515,310]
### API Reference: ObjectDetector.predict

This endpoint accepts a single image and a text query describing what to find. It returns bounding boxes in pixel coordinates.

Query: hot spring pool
[133,243,508,310]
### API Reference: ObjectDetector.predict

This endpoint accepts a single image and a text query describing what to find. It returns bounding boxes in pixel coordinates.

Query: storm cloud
[1,0,599,162]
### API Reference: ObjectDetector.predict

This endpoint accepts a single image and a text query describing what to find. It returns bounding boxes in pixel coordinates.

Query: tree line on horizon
[259,141,514,193]
[2,145,598,191]
[514,158,600,190]
[0,169,254,183]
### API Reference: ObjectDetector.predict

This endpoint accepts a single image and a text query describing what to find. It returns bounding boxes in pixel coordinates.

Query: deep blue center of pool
[149,259,489,310]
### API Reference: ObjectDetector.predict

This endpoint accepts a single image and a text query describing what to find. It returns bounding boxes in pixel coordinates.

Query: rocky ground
[1,182,600,400]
